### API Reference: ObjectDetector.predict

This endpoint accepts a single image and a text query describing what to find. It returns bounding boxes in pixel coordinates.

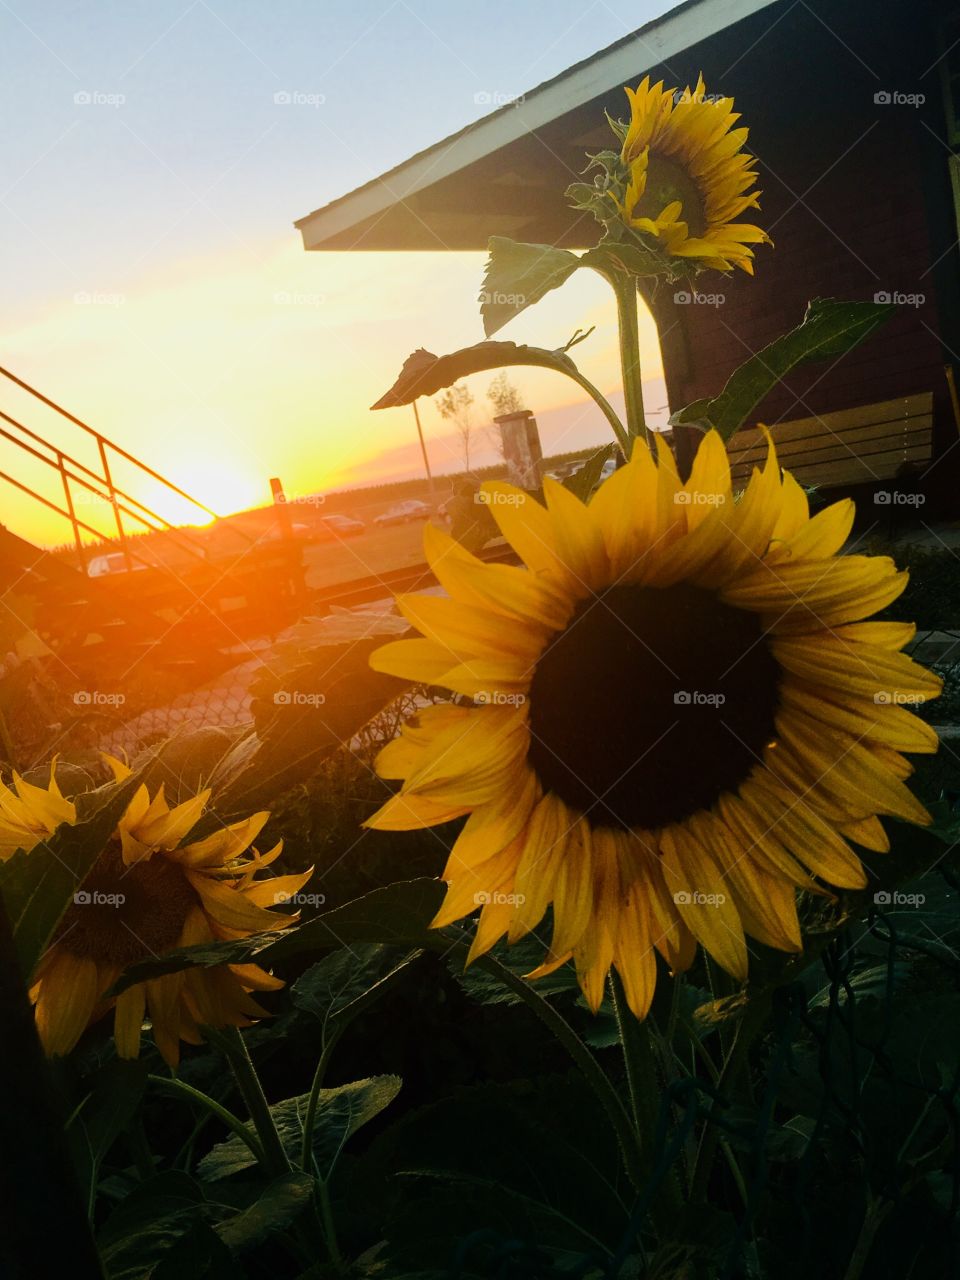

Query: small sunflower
[16,757,309,1065]
[366,432,940,1016]
[0,763,76,859]
[612,75,770,274]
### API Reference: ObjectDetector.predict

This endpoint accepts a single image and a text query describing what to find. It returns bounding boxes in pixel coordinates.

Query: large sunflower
[6,757,309,1065]
[612,75,770,274]
[365,432,940,1016]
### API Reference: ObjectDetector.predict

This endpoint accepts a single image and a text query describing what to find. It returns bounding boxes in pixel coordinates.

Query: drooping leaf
[65,1059,149,1211]
[670,298,895,439]
[480,238,581,336]
[262,877,445,964]
[113,879,445,990]
[198,1077,402,1183]
[215,1173,315,1252]
[561,445,616,501]
[371,341,581,409]
[0,773,140,977]
[291,943,420,1026]
[98,1172,212,1280]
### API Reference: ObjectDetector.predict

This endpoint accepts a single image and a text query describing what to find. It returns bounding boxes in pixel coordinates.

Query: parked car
[319,513,365,537]
[86,552,148,578]
[374,499,431,526]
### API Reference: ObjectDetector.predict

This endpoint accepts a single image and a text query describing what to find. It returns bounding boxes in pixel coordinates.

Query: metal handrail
[0,364,258,569]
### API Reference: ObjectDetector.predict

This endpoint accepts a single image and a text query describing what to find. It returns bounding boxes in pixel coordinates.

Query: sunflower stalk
[610,972,683,1224]
[147,1072,266,1166]
[221,1025,292,1178]
[469,947,647,1190]
[609,268,649,447]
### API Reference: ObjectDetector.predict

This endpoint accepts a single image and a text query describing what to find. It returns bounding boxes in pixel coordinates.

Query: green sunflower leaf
[370,341,581,409]
[198,1077,402,1183]
[479,238,581,336]
[110,878,445,992]
[0,771,141,978]
[670,297,896,440]
[561,444,616,500]
[215,1172,315,1252]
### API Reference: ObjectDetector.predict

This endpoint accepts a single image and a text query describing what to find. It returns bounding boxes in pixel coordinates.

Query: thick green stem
[566,368,630,455]
[471,949,646,1190]
[611,271,649,444]
[222,1026,291,1177]
[610,973,683,1224]
[148,1074,265,1167]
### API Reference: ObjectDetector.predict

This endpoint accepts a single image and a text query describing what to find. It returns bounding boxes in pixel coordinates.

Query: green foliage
[671,298,895,439]
[0,771,139,976]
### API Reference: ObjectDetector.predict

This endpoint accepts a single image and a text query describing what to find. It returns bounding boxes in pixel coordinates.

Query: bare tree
[485,373,524,458]
[435,383,475,474]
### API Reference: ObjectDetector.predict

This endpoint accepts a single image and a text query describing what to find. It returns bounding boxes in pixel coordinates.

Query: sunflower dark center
[637,152,707,238]
[56,843,200,967]
[527,583,780,830]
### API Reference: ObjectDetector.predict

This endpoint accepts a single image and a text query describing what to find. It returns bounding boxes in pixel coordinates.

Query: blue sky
[0,0,672,540]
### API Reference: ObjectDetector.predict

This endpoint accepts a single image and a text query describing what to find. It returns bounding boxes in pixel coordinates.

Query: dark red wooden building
[296,0,960,511]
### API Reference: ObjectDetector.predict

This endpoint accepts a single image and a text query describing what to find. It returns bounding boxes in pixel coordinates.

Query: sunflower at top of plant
[5,755,309,1066]
[569,74,771,277]
[364,431,940,1017]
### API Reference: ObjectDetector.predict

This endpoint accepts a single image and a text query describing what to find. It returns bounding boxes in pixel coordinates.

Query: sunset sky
[1,0,670,546]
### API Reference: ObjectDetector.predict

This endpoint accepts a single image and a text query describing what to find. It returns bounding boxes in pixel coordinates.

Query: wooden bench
[727,393,934,491]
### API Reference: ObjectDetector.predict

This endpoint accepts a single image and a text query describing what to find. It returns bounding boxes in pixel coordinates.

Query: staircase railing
[0,365,255,572]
